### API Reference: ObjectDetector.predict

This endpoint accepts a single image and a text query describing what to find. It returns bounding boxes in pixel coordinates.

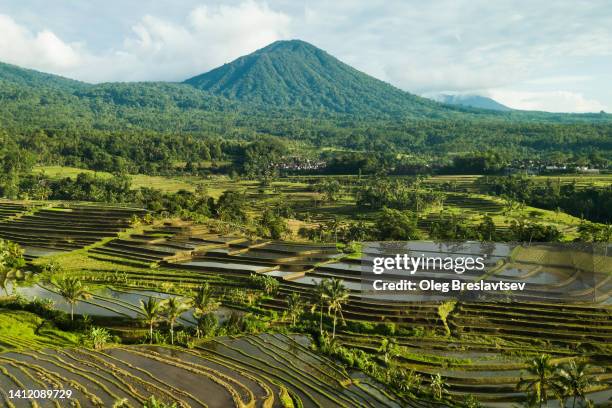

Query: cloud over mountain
[0,0,610,112]
[0,1,291,83]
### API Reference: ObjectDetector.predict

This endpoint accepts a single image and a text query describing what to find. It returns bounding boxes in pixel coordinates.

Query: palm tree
[556,361,595,408]
[0,239,26,296]
[0,268,23,296]
[324,278,349,338]
[286,292,304,326]
[310,279,329,335]
[325,217,340,243]
[192,284,220,338]
[54,276,90,321]
[517,354,556,408]
[430,373,447,400]
[163,297,190,345]
[140,297,163,344]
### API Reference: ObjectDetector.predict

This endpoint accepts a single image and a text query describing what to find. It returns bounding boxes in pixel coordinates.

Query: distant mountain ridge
[0,61,87,91]
[428,93,512,111]
[184,40,457,117]
[0,39,610,130]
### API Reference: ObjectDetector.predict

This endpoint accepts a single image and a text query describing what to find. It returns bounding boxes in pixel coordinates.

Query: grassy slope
[34,165,195,192]
[0,310,79,351]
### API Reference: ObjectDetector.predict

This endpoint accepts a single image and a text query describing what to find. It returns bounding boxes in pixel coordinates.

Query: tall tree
[324,278,349,338]
[192,284,220,338]
[163,297,190,345]
[311,279,329,335]
[0,239,26,296]
[54,276,90,321]
[556,361,595,408]
[375,208,423,241]
[140,297,163,344]
[517,354,557,408]
[286,292,305,326]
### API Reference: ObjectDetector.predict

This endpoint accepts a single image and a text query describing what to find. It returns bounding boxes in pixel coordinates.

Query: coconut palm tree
[192,284,220,338]
[0,239,26,296]
[0,268,23,296]
[517,354,556,408]
[54,276,90,321]
[324,277,349,338]
[140,297,163,344]
[310,279,329,335]
[556,361,595,408]
[286,292,305,326]
[163,297,190,345]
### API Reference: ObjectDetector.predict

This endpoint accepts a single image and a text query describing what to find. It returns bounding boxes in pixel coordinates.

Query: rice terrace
[1,2,612,407]
[0,169,610,408]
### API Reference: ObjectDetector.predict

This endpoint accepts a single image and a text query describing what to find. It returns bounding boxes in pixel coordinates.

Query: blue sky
[0,0,610,112]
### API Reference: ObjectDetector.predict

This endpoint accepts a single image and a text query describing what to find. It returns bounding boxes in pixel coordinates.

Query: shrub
[346,320,374,333]
[86,327,112,350]
[374,322,396,336]
[249,273,279,296]
[197,313,218,338]
[374,208,423,240]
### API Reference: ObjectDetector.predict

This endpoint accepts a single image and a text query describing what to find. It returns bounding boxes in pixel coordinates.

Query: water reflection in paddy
[12,284,237,325]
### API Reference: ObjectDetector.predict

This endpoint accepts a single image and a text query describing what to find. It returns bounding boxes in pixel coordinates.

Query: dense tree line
[444,151,508,174]
[480,176,612,223]
[2,129,235,175]
[428,213,563,242]
[1,121,610,182]
[356,178,444,212]
[4,171,252,223]
[2,58,612,174]
[298,208,568,244]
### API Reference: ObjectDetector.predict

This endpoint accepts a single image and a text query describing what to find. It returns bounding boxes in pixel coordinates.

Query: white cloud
[188,1,290,54]
[79,1,291,82]
[525,75,593,85]
[0,1,290,82]
[332,1,612,95]
[489,89,608,113]
[0,0,610,112]
[0,14,82,71]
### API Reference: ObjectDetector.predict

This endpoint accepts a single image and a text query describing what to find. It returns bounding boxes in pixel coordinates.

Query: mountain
[0,44,610,159]
[184,40,455,117]
[183,40,609,122]
[428,93,512,111]
[0,61,88,92]
[0,39,610,134]
[0,62,246,132]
